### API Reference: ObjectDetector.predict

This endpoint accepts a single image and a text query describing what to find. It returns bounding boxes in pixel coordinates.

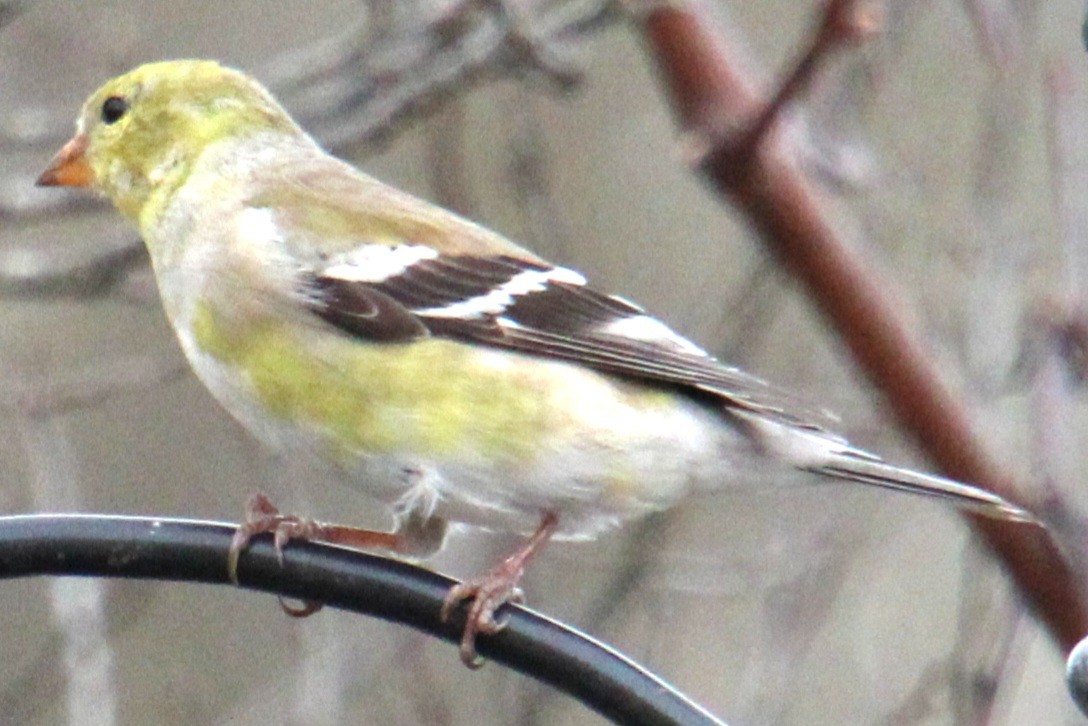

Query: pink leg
[440,512,559,668]
[229,492,411,617]
[229,492,406,580]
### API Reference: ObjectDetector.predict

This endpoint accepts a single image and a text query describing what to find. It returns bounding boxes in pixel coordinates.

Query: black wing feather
[312,277,429,342]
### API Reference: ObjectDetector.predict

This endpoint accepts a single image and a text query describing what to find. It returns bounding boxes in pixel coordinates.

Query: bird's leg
[229,492,436,617]
[440,511,559,668]
[228,492,406,579]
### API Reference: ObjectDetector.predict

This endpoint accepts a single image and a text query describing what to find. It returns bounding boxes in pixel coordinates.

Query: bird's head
[38,60,299,221]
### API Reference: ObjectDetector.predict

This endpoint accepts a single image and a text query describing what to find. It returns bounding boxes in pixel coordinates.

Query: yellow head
[38,60,299,220]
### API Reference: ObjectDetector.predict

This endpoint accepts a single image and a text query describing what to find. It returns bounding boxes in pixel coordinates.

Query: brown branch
[743,0,880,152]
[634,1,1087,651]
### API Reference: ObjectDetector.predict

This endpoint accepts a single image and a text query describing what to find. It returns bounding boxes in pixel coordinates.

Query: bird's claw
[441,571,527,668]
[278,596,324,618]
[230,493,326,618]
[440,513,557,668]
[228,492,323,582]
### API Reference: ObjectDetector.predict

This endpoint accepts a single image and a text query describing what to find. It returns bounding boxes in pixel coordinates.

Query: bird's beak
[37,133,93,187]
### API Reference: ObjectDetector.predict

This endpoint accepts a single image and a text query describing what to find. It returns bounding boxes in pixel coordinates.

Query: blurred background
[0,0,1086,723]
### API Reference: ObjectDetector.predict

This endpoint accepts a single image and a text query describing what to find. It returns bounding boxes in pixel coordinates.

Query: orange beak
[37,133,93,187]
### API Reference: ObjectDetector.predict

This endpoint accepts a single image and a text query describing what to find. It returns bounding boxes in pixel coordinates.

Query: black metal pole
[0,513,726,726]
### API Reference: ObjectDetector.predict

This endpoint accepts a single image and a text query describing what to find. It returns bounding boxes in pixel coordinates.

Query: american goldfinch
[39,60,1031,666]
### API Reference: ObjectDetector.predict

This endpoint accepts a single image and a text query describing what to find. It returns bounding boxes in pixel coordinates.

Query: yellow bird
[39,60,1031,666]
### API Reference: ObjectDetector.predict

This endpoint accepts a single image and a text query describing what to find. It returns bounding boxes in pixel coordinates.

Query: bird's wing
[310,249,836,429]
[250,155,840,431]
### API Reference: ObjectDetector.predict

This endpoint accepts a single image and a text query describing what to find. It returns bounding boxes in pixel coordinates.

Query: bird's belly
[176,306,736,538]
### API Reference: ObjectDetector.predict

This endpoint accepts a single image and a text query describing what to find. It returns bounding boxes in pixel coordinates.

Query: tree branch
[633,0,1087,651]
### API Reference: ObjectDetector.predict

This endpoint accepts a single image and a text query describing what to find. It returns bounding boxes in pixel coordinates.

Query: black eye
[100,96,129,125]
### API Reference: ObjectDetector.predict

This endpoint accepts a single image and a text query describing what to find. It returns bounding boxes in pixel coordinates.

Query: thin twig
[742,0,880,153]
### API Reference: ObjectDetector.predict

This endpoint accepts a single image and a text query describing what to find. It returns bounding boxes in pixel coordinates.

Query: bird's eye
[100,96,129,125]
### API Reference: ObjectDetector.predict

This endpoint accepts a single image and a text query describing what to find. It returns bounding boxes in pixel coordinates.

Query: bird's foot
[441,562,527,669]
[440,512,558,668]
[229,492,322,582]
[229,492,406,619]
[229,492,329,617]
[227,494,328,613]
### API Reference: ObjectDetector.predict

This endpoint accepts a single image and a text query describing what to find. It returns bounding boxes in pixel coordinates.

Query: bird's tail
[733,411,1036,524]
[809,453,1035,524]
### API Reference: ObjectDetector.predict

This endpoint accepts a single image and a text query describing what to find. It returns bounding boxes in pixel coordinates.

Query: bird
[37,59,1033,667]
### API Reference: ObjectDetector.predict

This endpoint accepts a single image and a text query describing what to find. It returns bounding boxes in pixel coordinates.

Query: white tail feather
[811,455,1035,523]
[734,411,1035,524]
